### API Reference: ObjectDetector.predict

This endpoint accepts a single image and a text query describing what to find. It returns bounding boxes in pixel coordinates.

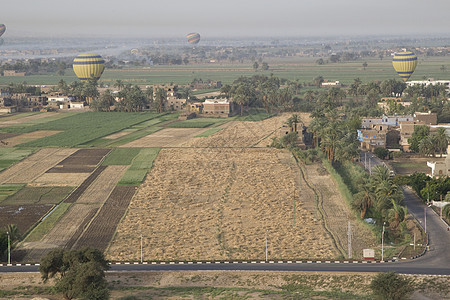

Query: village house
[320,80,341,88]
[414,111,438,125]
[165,98,186,111]
[3,70,26,77]
[427,146,450,177]
[202,98,236,117]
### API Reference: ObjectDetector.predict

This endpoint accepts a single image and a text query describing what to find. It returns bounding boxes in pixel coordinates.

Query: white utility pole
[347,221,352,259]
[265,230,268,262]
[424,206,427,234]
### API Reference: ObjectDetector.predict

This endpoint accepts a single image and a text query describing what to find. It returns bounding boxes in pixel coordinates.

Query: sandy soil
[0,148,77,184]
[30,173,90,186]
[107,147,338,262]
[0,113,59,128]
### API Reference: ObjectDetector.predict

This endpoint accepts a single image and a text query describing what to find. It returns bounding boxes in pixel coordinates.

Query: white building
[406,80,450,94]
[361,115,414,129]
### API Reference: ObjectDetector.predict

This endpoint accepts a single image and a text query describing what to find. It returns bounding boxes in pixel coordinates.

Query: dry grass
[107,147,338,262]
[121,128,209,147]
[2,130,61,147]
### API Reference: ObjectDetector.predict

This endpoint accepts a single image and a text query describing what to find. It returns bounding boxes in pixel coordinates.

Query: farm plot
[0,112,62,128]
[180,114,291,148]
[107,148,338,262]
[2,130,61,147]
[1,186,74,205]
[121,128,209,148]
[0,148,77,184]
[20,165,129,262]
[74,185,137,251]
[0,204,53,236]
[303,164,377,259]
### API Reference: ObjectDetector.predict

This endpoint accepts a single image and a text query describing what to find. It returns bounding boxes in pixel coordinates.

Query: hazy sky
[2,0,449,39]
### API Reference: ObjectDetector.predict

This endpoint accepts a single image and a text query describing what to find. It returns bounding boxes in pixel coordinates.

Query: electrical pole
[265,230,268,262]
[347,221,352,259]
[140,233,143,263]
[424,206,427,234]
[381,222,385,261]
[7,231,10,265]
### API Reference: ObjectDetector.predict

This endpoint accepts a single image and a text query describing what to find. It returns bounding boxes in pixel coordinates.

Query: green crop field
[0,112,166,147]
[1,56,447,87]
[0,148,35,171]
[102,148,141,165]
[2,186,74,205]
[0,184,25,202]
[119,148,160,185]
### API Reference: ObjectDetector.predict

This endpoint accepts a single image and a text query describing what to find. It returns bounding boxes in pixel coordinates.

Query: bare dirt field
[3,130,61,147]
[0,148,77,184]
[107,147,338,262]
[0,204,53,234]
[121,127,209,147]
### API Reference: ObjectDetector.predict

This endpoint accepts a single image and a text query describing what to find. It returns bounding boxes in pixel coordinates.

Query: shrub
[370,272,412,300]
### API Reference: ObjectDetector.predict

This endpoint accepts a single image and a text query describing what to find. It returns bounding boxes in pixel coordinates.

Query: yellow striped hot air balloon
[73,53,105,81]
[392,51,417,82]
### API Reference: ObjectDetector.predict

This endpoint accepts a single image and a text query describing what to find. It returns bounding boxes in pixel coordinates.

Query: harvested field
[2,130,61,147]
[31,173,91,187]
[57,148,111,165]
[46,165,96,173]
[180,114,291,148]
[107,148,338,262]
[20,204,99,262]
[0,132,19,141]
[0,204,53,235]
[121,128,209,147]
[75,165,128,205]
[303,164,377,258]
[74,185,136,251]
[0,148,77,184]
[63,166,107,203]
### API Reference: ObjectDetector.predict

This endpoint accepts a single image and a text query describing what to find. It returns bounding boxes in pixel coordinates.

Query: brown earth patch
[45,165,96,173]
[31,173,91,187]
[107,147,338,262]
[57,148,111,165]
[63,166,107,203]
[0,112,59,128]
[0,148,78,184]
[0,204,53,236]
[103,131,131,139]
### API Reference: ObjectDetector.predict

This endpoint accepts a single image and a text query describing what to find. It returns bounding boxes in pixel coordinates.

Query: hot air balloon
[392,51,417,82]
[73,53,105,81]
[0,24,6,38]
[186,32,200,45]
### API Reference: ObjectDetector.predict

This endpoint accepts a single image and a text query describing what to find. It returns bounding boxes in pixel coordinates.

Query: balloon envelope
[392,51,417,82]
[73,53,105,81]
[186,32,200,45]
[0,24,6,38]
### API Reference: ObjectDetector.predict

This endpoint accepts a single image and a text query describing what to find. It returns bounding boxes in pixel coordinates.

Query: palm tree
[419,135,436,157]
[5,224,21,242]
[290,114,301,133]
[154,88,167,113]
[442,204,450,222]
[434,127,448,157]
[114,80,125,91]
[353,180,376,219]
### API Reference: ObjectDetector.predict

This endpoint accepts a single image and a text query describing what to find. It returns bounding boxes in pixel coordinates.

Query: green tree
[114,80,125,91]
[370,272,412,300]
[353,179,375,219]
[153,87,167,113]
[40,247,109,300]
[434,127,448,157]
[5,224,21,242]
[374,147,389,160]
[261,62,269,70]
[362,62,368,70]
[253,61,259,71]
[408,125,430,153]
[90,90,114,112]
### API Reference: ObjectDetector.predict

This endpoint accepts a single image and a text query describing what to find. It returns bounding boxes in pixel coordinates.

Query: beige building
[398,120,426,152]
[427,145,450,177]
[414,111,438,125]
[203,98,236,117]
[165,98,186,111]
